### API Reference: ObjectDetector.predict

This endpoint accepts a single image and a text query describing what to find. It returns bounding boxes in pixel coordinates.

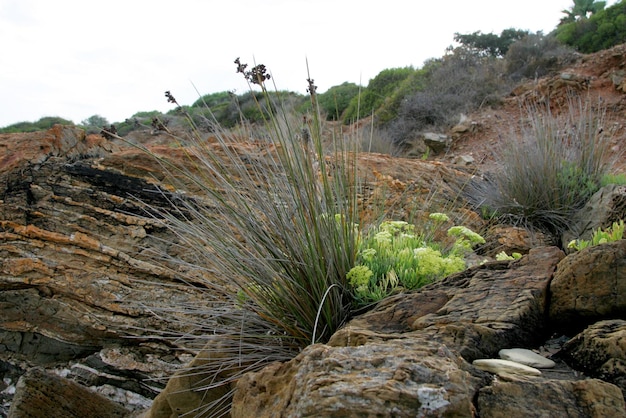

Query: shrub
[385,48,510,145]
[504,32,578,81]
[317,82,360,120]
[601,172,626,186]
[0,116,74,133]
[467,96,612,237]
[342,67,416,123]
[80,114,110,134]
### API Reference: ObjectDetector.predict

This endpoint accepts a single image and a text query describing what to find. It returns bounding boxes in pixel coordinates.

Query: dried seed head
[165,91,178,105]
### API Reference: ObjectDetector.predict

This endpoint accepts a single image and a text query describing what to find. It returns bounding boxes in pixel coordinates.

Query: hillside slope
[446,42,626,173]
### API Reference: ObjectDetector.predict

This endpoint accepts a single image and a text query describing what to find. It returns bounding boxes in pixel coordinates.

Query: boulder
[560,319,626,398]
[422,132,450,154]
[549,240,626,334]
[0,127,231,411]
[411,247,564,360]
[233,339,480,418]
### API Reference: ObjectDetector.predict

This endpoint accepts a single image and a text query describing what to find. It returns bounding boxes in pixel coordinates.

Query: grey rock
[498,348,556,368]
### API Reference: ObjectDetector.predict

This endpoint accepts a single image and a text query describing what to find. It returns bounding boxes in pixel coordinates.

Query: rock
[144,348,237,418]
[560,319,626,398]
[549,240,626,334]
[222,247,565,417]
[562,184,626,250]
[0,127,232,411]
[422,132,450,154]
[233,340,480,418]
[473,359,542,376]
[8,367,130,418]
[412,247,565,360]
[498,348,556,368]
[477,378,626,418]
[481,225,551,258]
[453,154,474,165]
[450,120,477,140]
[612,70,626,93]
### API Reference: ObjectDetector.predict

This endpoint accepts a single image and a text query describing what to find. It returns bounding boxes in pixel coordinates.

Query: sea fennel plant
[348,214,485,306]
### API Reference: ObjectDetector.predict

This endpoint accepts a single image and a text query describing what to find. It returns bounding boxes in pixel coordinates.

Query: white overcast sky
[0,0,617,127]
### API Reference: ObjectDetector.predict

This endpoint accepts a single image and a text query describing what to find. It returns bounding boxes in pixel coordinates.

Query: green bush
[467,96,612,236]
[342,67,416,123]
[385,48,510,146]
[80,114,110,134]
[601,172,626,186]
[0,116,74,133]
[317,82,360,120]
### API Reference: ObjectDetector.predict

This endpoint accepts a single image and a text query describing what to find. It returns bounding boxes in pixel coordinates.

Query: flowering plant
[567,219,624,251]
[348,214,484,305]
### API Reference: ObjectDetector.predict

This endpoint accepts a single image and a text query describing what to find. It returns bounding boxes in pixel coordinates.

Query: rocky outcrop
[0,126,485,415]
[0,126,223,414]
[224,246,626,417]
[1,125,625,417]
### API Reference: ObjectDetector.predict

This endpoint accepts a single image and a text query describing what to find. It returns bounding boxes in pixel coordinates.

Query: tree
[81,114,109,128]
[454,28,529,57]
[556,0,626,52]
[560,0,606,24]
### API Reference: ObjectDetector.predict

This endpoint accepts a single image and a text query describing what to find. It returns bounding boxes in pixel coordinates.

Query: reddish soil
[444,43,626,174]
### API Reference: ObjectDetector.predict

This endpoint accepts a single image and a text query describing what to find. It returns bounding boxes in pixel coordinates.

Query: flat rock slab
[473,359,542,376]
[499,348,556,368]
[8,367,129,418]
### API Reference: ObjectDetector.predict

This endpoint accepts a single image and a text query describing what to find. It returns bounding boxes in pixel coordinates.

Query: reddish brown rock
[549,240,626,334]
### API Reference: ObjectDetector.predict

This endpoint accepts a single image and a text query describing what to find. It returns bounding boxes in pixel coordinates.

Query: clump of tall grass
[468,95,613,238]
[122,61,360,416]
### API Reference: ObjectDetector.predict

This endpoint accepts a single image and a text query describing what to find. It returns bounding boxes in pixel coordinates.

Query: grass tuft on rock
[121,61,361,416]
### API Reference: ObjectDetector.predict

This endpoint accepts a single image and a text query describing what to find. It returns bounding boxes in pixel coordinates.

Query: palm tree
[560,0,606,24]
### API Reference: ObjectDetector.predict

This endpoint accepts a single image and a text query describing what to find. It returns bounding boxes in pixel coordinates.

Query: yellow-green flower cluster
[346,265,373,298]
[347,218,484,305]
[447,225,486,254]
